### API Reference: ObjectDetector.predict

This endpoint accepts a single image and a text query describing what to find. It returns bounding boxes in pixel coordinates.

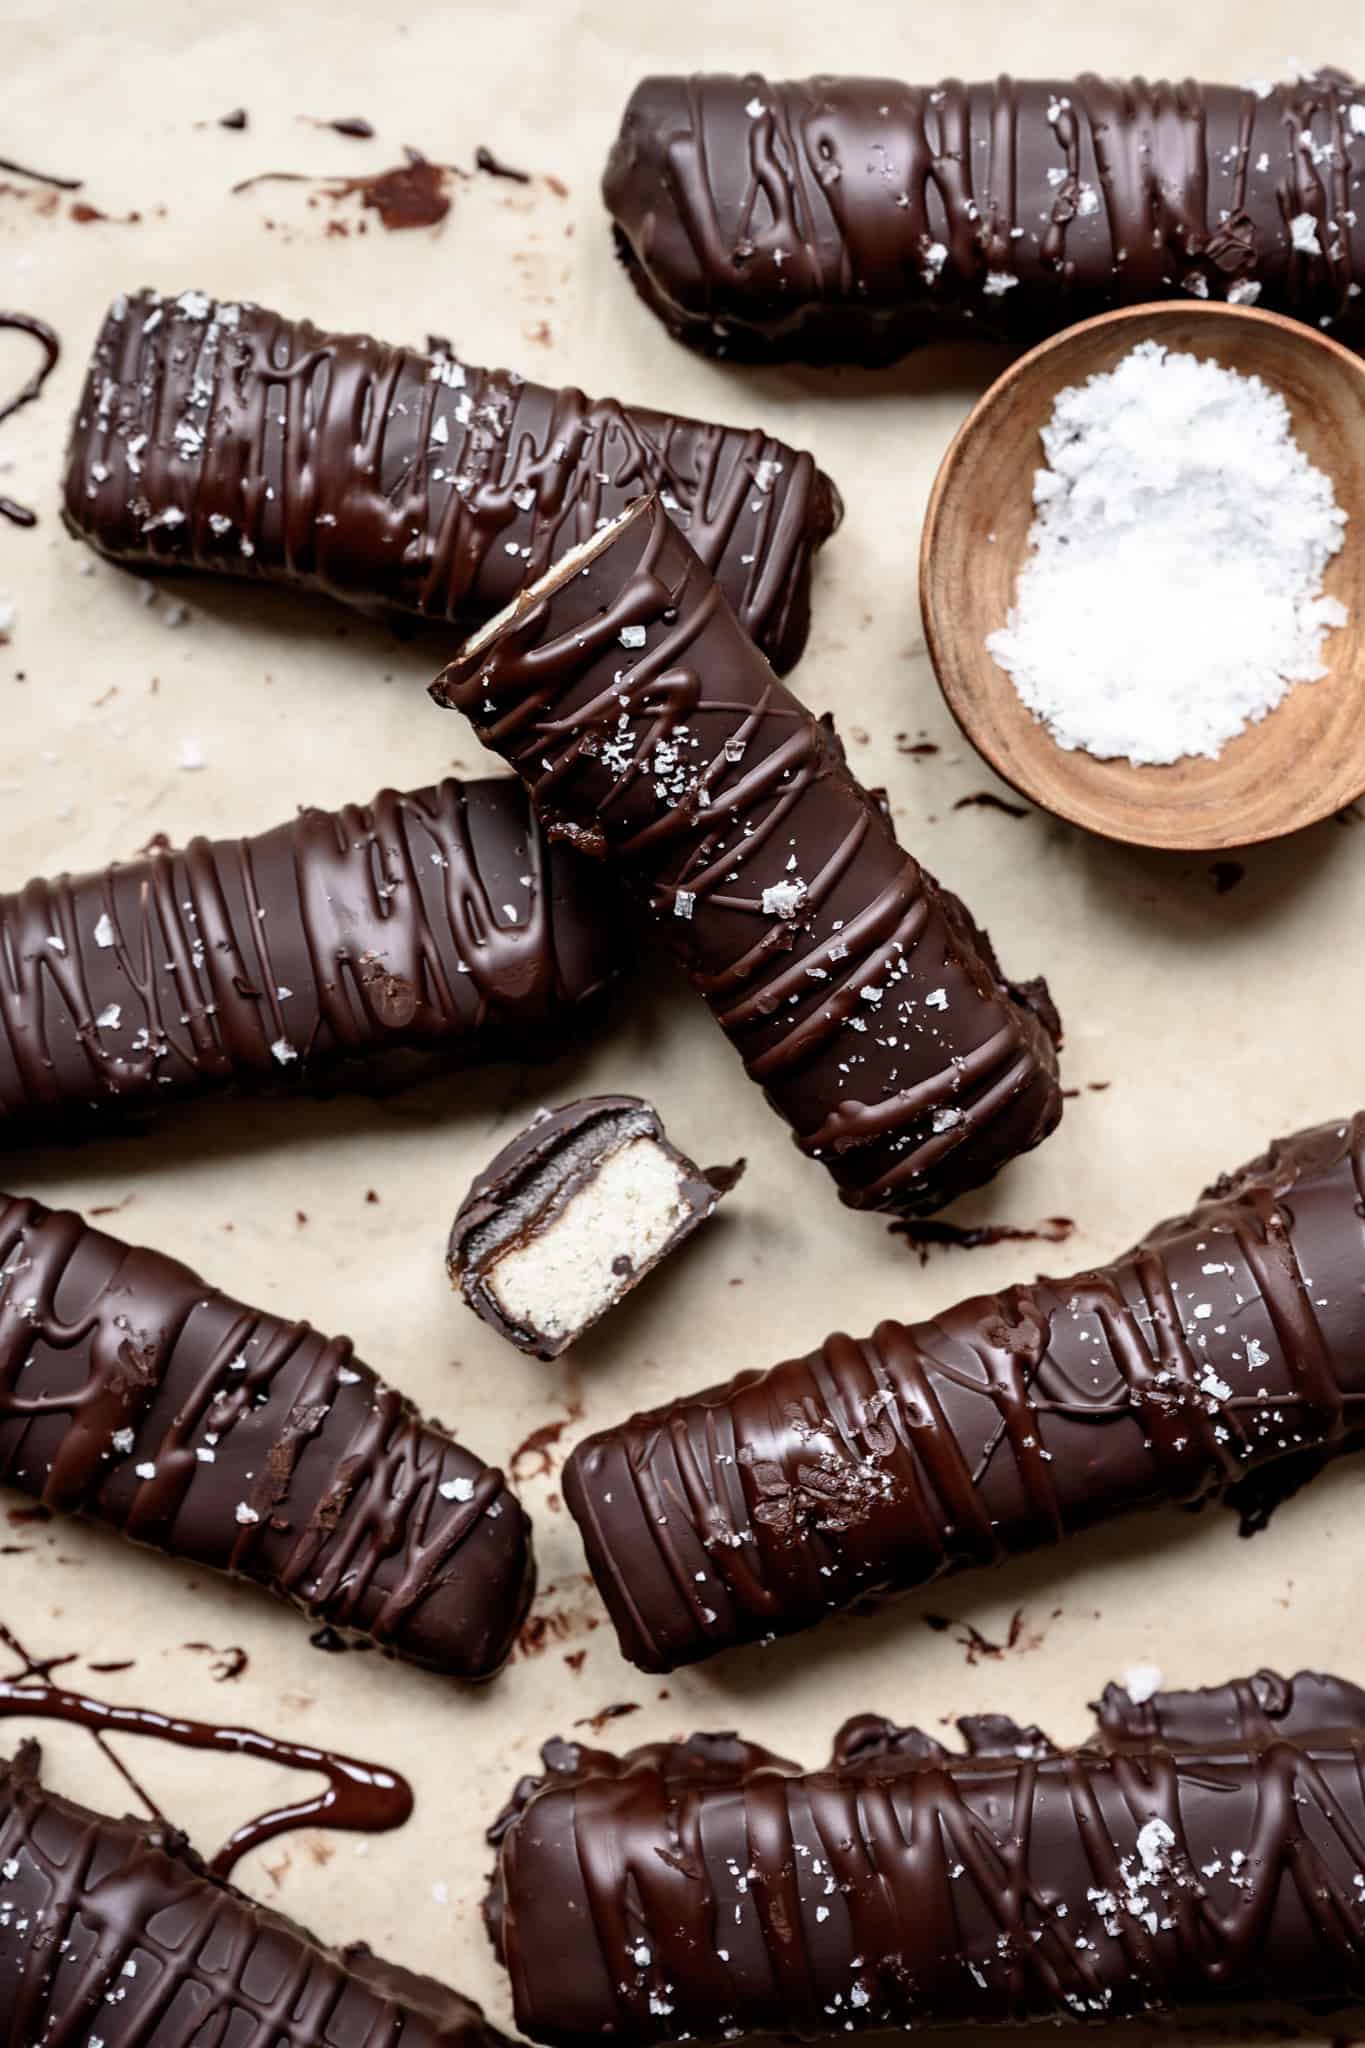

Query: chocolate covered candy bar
[61,289,841,672]
[433,496,1062,1217]
[565,1113,1365,1671]
[448,1094,742,1359]
[0,1742,513,2047]
[0,1191,533,1676]
[0,778,621,1144]
[486,1668,1365,2046]
[605,71,1365,364]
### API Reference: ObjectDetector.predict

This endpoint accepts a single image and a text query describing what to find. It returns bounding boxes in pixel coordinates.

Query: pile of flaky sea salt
[986,342,1349,766]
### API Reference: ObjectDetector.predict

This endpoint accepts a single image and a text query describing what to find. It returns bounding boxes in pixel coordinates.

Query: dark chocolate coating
[0,778,621,1145]
[485,1668,1365,2046]
[433,497,1062,1217]
[0,1191,533,1677]
[605,71,1365,364]
[448,1093,741,1358]
[0,1742,512,2047]
[564,1113,1365,1671]
[60,289,841,672]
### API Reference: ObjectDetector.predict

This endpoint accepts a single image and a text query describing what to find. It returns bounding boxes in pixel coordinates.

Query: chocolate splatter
[0,154,81,190]
[0,311,60,526]
[0,1664,411,1877]
[309,117,376,140]
[183,1642,249,1683]
[475,145,531,184]
[889,1215,1075,1265]
[573,1702,641,1734]
[953,791,1030,819]
[895,736,939,757]
[510,1402,583,1483]
[232,147,458,229]
[69,202,141,226]
[1210,859,1246,894]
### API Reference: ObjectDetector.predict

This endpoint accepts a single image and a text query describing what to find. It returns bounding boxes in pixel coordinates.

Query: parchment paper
[5,2,1365,2042]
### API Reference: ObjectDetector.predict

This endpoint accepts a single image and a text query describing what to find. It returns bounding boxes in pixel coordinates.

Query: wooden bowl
[920,303,1365,850]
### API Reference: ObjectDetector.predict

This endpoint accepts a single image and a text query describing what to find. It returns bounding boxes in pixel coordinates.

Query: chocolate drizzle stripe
[60,289,839,672]
[485,1672,1365,2047]
[563,1113,1365,1671]
[434,496,1061,1217]
[604,71,1365,364]
[0,1677,411,1877]
[0,778,621,1140]
[0,1192,534,1677]
[0,311,60,526]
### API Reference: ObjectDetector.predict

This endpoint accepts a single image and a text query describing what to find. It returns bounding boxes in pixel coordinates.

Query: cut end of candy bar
[449,1094,742,1359]
[437,498,651,681]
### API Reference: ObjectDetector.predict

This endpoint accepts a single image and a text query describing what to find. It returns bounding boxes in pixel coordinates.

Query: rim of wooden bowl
[919,301,1365,851]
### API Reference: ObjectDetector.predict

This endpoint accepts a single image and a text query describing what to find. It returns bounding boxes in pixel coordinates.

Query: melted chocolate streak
[0,778,608,1136]
[0,1747,508,2048]
[60,290,838,672]
[0,1193,532,1677]
[435,497,1060,1216]
[0,311,60,526]
[563,1114,1365,1672]
[605,72,1365,362]
[487,1671,1365,2046]
[0,1676,410,1878]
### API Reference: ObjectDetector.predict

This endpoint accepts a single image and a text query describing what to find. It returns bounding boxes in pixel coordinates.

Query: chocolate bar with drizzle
[0,1742,514,2046]
[0,1191,533,1677]
[433,496,1062,1217]
[604,70,1365,364]
[485,1667,1365,2046]
[0,778,621,1144]
[60,288,841,672]
[564,1113,1365,1671]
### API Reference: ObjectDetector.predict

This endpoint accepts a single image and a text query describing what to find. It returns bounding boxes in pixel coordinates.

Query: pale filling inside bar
[486,1136,692,1343]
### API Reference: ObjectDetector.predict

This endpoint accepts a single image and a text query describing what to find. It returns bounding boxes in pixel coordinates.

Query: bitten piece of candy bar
[449,1095,742,1358]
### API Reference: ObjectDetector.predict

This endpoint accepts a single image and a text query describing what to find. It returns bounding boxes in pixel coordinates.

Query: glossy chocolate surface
[0,778,621,1144]
[0,1743,511,2047]
[605,71,1365,364]
[486,1667,1365,2046]
[61,289,840,671]
[565,1113,1365,1670]
[434,497,1062,1217]
[0,1191,534,1677]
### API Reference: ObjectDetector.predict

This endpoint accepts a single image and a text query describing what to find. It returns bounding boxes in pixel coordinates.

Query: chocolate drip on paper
[485,1667,1365,2047]
[60,288,840,672]
[604,70,1365,364]
[0,777,621,1144]
[434,497,1061,1217]
[0,1744,511,2047]
[0,1192,534,1676]
[0,1675,411,1877]
[564,1113,1365,1671]
[0,311,60,526]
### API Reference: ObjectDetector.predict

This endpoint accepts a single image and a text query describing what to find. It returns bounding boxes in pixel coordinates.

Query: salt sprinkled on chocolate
[987,342,1348,765]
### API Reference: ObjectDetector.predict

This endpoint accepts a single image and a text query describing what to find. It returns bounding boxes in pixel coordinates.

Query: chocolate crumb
[573,1701,642,1733]
[313,116,375,139]
[218,109,248,131]
[953,791,1029,819]
[1210,859,1246,894]
[475,145,531,184]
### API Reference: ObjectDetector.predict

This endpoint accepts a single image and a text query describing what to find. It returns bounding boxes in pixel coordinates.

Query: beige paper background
[5,1,1365,2039]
